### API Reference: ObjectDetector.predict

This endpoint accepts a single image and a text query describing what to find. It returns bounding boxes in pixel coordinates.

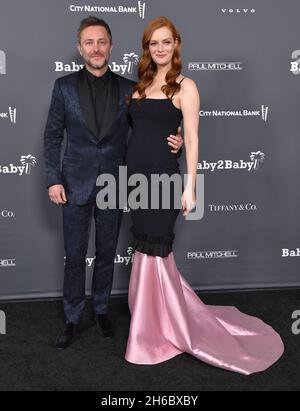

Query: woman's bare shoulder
[180,76,198,90]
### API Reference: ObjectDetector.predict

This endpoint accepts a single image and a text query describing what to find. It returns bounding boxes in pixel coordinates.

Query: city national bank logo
[197,151,265,172]
[188,61,243,71]
[200,105,269,121]
[0,155,37,176]
[69,1,146,19]
[0,50,6,75]
[0,107,17,124]
[0,310,6,335]
[0,259,16,267]
[290,50,300,75]
[187,250,238,259]
[54,52,139,75]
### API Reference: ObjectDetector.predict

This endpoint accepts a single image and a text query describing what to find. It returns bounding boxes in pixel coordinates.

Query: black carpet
[0,288,299,391]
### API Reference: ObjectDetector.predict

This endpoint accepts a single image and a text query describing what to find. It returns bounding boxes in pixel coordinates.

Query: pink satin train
[125,251,284,375]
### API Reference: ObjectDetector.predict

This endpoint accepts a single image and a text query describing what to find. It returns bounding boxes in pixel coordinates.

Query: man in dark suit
[44,17,183,349]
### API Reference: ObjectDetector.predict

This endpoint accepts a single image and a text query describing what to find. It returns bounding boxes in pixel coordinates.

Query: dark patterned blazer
[44,68,135,205]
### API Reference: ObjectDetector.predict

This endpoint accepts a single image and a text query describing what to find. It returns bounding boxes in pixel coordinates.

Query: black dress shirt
[85,67,111,137]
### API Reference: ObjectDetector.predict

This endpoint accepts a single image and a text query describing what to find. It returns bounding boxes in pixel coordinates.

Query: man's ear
[77,43,82,56]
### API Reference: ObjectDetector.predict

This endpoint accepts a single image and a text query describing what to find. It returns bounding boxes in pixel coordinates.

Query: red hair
[134,16,182,101]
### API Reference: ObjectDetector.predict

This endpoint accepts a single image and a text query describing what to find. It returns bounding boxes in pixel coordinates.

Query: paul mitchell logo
[0,107,17,124]
[188,62,243,71]
[0,259,16,267]
[187,250,238,259]
[69,1,146,19]
[0,50,6,75]
[290,50,300,75]
[0,154,37,176]
[197,151,265,172]
[200,105,269,121]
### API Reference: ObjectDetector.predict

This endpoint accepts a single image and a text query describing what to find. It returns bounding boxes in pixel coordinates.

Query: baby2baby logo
[197,151,265,172]
[0,154,37,176]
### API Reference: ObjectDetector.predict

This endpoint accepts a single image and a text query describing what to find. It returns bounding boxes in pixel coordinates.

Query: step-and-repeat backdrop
[1,0,299,300]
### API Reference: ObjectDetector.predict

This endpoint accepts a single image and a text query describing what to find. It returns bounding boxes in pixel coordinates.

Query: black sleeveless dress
[126,95,183,257]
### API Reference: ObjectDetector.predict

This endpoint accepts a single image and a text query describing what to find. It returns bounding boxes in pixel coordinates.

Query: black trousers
[62,180,123,324]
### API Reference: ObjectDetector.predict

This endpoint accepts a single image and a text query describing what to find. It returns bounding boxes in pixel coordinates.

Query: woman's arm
[180,78,200,216]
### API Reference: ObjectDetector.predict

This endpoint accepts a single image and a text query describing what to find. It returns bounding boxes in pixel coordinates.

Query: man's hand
[167,126,184,154]
[48,184,67,205]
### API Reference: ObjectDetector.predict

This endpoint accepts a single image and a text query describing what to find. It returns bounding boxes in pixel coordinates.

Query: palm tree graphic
[123,53,139,74]
[20,154,37,175]
[250,151,265,170]
[127,247,133,256]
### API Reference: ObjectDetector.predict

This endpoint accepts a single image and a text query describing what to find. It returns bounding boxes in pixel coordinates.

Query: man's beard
[85,55,109,70]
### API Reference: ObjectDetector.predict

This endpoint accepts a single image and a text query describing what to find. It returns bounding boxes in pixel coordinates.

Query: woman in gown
[125,16,284,375]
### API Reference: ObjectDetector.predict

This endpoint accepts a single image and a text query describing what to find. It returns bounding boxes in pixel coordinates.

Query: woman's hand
[181,188,196,217]
[167,127,184,154]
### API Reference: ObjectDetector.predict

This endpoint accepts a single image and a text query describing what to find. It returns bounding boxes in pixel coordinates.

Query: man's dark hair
[77,17,112,43]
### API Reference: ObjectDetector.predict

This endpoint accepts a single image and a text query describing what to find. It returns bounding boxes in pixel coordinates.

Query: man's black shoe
[55,323,76,350]
[95,314,114,338]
